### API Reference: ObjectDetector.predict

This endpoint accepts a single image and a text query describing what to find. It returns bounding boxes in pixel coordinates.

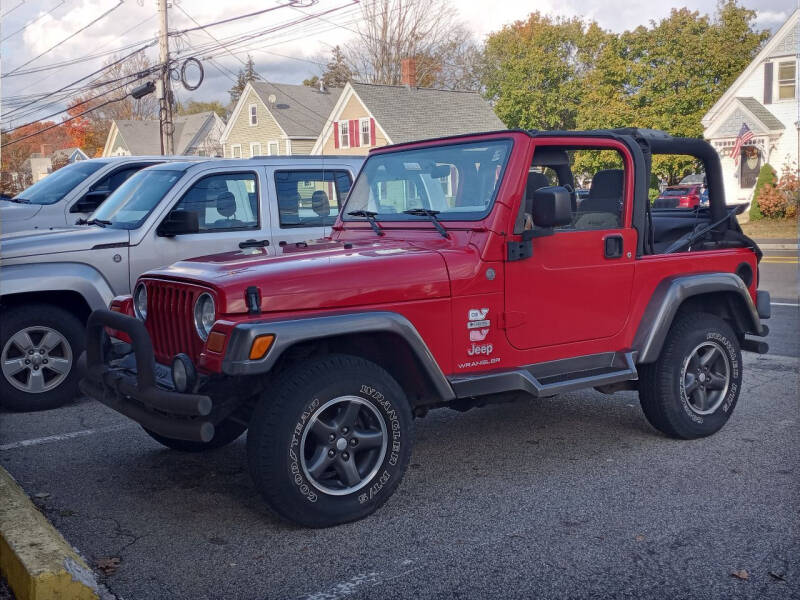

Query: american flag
[730,123,754,165]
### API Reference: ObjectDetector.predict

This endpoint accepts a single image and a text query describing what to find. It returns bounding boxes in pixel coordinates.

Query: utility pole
[158,0,174,155]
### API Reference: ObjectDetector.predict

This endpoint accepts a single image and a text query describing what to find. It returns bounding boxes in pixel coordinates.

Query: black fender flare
[220,311,456,402]
[632,273,766,363]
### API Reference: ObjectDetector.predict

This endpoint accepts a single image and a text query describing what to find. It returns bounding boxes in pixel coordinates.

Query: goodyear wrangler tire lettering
[247,354,414,528]
[638,312,742,440]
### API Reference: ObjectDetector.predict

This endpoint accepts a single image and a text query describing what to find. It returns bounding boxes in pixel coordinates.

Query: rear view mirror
[532,186,572,228]
[70,190,109,213]
[157,210,199,237]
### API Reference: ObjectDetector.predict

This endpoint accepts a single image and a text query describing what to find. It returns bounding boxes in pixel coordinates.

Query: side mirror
[532,186,572,228]
[157,210,199,237]
[70,190,109,213]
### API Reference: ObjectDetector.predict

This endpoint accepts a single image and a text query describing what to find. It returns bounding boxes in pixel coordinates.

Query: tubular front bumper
[79,309,215,442]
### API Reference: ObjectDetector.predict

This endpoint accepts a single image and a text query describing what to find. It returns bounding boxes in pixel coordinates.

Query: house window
[249,104,258,126]
[250,142,261,157]
[778,61,796,100]
[231,144,242,159]
[268,141,280,156]
[339,121,349,148]
[360,118,371,146]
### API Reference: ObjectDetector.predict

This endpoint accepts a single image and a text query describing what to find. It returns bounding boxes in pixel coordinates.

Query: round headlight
[133,283,147,320]
[193,293,215,341]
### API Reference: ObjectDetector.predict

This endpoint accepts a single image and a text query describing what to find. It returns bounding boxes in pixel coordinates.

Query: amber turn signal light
[249,334,275,360]
[206,331,227,353]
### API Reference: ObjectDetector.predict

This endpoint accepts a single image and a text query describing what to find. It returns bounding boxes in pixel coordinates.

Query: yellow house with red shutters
[311,77,503,155]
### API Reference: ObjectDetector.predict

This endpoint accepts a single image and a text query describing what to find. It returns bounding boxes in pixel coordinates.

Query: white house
[702,9,799,208]
[102,112,225,157]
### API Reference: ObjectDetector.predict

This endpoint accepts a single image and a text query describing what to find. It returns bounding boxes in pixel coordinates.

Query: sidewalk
[752,238,798,251]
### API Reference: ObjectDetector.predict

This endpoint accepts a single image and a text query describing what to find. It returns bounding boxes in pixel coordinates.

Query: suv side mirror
[532,186,572,228]
[70,190,109,213]
[157,210,199,237]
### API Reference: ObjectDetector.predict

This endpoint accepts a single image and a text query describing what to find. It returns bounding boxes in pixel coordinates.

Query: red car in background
[653,184,703,208]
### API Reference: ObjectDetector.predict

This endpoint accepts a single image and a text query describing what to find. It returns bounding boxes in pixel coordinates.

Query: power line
[1,0,66,42]
[168,0,318,37]
[2,41,157,121]
[4,0,125,77]
[0,0,25,19]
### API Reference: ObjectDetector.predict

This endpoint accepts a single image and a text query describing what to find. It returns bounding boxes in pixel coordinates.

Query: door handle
[239,239,269,249]
[604,234,623,259]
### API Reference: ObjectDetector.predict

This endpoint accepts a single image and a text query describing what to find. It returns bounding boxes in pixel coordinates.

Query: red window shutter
[333,121,339,149]
[349,120,359,147]
[370,118,376,146]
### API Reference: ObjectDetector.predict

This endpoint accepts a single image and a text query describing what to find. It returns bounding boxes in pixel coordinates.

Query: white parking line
[771,302,799,307]
[0,423,134,451]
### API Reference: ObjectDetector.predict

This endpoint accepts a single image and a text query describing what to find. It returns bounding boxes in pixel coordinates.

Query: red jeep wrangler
[82,129,770,527]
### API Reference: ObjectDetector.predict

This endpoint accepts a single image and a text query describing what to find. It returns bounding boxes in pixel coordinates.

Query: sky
[0,0,797,131]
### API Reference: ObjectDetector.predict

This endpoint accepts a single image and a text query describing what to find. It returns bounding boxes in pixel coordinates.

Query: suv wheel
[639,312,742,439]
[143,419,247,452]
[247,354,414,528]
[0,304,84,412]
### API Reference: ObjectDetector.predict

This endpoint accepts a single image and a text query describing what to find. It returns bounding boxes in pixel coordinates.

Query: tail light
[679,195,700,207]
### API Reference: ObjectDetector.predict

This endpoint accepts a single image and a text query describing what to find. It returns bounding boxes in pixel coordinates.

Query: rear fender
[633,273,765,363]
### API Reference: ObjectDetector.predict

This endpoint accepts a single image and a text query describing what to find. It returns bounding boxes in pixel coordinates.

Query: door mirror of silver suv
[157,210,199,237]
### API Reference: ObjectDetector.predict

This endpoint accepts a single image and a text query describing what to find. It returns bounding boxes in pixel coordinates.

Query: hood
[146,238,451,314]
[0,226,129,260]
[0,201,42,224]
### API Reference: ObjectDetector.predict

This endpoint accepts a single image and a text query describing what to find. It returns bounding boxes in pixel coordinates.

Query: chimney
[401,57,417,88]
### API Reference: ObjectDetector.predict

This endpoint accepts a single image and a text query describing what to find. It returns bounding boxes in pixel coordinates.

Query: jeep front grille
[144,280,203,365]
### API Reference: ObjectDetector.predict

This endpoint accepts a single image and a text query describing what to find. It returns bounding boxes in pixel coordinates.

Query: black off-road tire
[143,419,247,452]
[0,304,85,412]
[247,354,414,528]
[639,312,742,439]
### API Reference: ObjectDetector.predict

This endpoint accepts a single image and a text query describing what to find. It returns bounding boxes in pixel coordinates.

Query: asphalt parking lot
[1,253,798,600]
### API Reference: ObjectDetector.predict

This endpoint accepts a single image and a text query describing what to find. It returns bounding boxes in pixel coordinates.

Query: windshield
[12,161,106,205]
[90,169,183,229]
[343,139,512,221]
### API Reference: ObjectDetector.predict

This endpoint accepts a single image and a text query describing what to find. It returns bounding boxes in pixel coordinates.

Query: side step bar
[449,352,638,399]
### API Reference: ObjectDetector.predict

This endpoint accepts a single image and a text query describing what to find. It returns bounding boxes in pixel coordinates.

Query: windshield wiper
[76,217,112,227]
[5,197,30,204]
[402,208,449,238]
[347,210,384,236]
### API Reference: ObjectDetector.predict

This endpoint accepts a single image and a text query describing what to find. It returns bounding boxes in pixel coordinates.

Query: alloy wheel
[1,326,73,394]
[680,341,731,415]
[300,395,388,496]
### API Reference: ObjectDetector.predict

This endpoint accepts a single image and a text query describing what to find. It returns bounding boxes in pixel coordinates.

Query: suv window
[168,172,259,232]
[89,165,144,194]
[521,147,626,232]
[343,140,512,221]
[274,170,352,228]
[12,161,106,205]
[91,169,183,229]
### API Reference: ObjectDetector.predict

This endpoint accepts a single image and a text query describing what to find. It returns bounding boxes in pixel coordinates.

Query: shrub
[755,162,800,219]
[750,164,776,221]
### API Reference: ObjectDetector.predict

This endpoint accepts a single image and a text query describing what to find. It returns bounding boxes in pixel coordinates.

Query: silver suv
[0,156,200,235]
[0,156,363,410]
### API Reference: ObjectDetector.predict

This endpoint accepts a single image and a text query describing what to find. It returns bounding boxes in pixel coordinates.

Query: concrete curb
[758,243,798,250]
[0,467,98,600]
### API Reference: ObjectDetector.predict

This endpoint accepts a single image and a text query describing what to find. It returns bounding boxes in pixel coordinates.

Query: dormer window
[249,104,258,126]
[778,61,796,100]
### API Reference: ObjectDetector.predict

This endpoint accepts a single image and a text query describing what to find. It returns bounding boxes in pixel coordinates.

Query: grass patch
[740,218,798,240]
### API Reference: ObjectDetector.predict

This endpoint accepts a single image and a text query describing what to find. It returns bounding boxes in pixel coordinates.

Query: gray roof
[115,111,219,155]
[51,147,86,161]
[350,83,504,144]
[250,81,339,137]
[736,97,785,131]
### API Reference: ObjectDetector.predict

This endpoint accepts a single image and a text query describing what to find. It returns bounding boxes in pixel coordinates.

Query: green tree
[304,46,353,89]
[576,2,768,183]
[228,55,261,104]
[482,13,594,130]
[751,164,777,220]
[176,100,227,119]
